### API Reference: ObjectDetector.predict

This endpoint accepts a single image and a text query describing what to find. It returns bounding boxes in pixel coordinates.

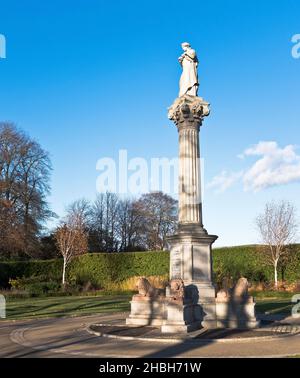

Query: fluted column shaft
[178,125,202,226]
[168,95,209,233]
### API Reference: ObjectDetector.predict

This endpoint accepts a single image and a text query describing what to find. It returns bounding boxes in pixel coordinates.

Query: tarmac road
[1,313,300,358]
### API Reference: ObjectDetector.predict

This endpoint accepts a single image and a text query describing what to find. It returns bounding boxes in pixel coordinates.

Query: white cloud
[207,170,243,193]
[208,141,300,193]
[242,141,300,192]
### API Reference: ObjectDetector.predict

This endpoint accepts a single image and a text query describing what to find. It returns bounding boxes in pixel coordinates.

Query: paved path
[1,313,300,358]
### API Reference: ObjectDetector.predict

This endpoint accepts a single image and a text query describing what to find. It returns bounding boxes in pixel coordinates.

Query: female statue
[178,42,199,97]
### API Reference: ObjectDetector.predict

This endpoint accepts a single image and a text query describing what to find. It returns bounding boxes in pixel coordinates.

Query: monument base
[125,278,205,333]
[126,297,260,330]
[126,297,166,326]
[167,231,218,329]
[125,296,202,333]
[216,297,260,329]
[125,277,260,333]
[161,298,202,333]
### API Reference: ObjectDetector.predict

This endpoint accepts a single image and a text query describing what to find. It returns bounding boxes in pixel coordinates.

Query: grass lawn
[1,291,299,321]
[2,294,132,320]
[254,291,300,315]
[255,298,294,315]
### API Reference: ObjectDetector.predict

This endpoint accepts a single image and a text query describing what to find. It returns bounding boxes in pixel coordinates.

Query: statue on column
[178,42,199,97]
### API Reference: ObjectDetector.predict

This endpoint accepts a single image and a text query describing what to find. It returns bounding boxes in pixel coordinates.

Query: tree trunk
[62,259,66,286]
[274,260,278,289]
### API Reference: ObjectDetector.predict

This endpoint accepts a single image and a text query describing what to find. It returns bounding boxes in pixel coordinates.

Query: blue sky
[0,0,299,246]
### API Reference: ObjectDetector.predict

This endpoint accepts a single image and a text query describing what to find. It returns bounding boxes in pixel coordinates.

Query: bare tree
[55,199,89,285]
[88,192,177,252]
[0,199,24,258]
[136,192,177,250]
[105,192,119,252]
[0,122,53,257]
[116,198,131,252]
[89,192,119,252]
[19,139,52,255]
[116,198,145,251]
[66,198,91,229]
[88,193,105,251]
[256,200,298,289]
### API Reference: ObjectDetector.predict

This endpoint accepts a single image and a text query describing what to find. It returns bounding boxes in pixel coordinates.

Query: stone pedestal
[161,299,202,333]
[167,232,218,329]
[126,297,166,326]
[215,280,260,329]
[216,297,260,329]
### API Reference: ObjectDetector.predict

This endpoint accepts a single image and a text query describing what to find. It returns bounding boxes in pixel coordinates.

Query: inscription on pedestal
[171,247,182,279]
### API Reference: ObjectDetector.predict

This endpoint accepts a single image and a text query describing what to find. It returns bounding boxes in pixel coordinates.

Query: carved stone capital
[168,95,210,130]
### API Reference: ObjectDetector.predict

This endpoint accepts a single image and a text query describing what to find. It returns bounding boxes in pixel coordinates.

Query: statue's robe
[179,48,199,97]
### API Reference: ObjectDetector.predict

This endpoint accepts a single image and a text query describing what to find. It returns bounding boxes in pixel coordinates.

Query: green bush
[9,276,61,297]
[0,259,62,289]
[25,282,57,297]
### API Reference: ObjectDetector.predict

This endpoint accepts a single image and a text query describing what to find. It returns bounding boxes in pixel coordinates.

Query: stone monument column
[126,42,259,333]
[167,94,218,329]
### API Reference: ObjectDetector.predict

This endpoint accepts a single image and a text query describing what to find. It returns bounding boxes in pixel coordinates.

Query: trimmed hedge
[0,245,299,289]
[213,244,300,285]
[0,251,169,289]
[68,251,169,288]
[213,245,272,285]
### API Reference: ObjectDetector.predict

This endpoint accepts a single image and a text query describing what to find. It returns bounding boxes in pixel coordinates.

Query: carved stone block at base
[215,278,260,329]
[161,299,202,333]
[126,286,203,333]
[125,298,166,326]
[216,298,260,329]
[199,299,217,329]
